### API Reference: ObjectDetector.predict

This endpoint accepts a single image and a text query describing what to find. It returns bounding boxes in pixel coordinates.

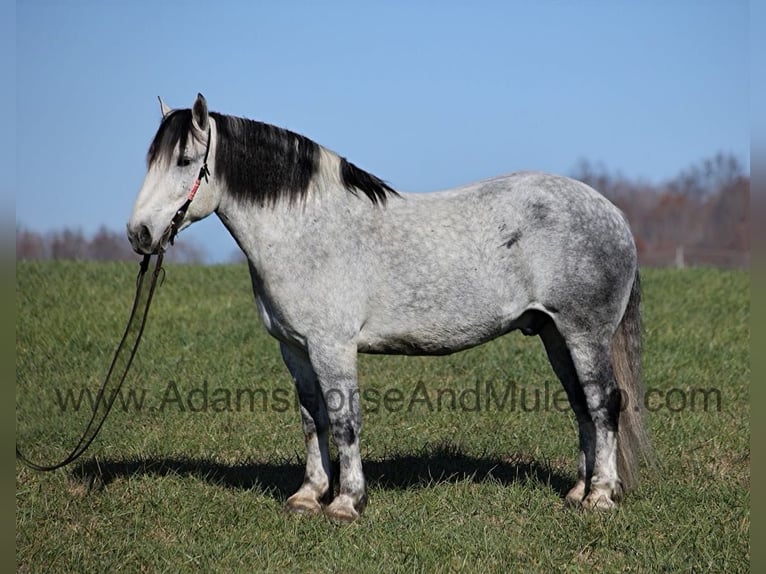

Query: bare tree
[570,152,749,268]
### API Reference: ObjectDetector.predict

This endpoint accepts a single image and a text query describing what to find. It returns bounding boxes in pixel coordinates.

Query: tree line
[17,153,749,268]
[571,152,748,268]
[16,225,206,264]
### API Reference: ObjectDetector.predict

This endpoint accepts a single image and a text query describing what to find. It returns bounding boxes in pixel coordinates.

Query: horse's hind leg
[565,334,624,510]
[280,343,332,514]
[539,321,595,506]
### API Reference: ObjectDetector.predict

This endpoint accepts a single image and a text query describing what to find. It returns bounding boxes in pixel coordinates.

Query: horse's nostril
[128,223,153,253]
[138,224,152,248]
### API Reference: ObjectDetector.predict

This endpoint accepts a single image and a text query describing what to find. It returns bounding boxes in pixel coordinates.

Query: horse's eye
[178,157,192,167]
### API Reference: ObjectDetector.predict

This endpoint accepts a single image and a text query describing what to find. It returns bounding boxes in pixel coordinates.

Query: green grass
[16,262,749,572]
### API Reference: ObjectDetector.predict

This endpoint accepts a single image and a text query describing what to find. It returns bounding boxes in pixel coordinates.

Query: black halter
[167,126,212,246]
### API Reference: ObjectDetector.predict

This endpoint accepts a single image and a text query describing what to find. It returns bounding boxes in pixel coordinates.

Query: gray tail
[612,269,653,491]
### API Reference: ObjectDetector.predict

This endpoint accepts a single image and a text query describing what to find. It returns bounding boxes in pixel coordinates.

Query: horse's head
[127,93,220,254]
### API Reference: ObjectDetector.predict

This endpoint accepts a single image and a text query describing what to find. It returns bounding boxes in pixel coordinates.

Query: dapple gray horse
[128,94,650,522]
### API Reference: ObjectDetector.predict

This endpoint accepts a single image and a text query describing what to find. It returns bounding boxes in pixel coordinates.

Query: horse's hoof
[324,495,363,523]
[325,505,358,523]
[285,494,322,516]
[564,481,587,507]
[582,491,619,511]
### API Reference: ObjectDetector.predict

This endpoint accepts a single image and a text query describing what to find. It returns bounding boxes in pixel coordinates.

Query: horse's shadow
[72,444,572,500]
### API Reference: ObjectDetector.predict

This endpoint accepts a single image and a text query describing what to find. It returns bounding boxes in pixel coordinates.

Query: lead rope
[16,252,163,471]
[16,128,211,472]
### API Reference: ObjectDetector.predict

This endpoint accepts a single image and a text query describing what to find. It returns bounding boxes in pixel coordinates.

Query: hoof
[285,493,323,516]
[565,481,587,507]
[324,494,366,524]
[582,492,618,511]
[582,482,622,511]
[325,503,359,523]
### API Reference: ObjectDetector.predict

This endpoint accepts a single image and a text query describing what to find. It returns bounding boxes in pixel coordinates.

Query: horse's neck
[215,181,364,270]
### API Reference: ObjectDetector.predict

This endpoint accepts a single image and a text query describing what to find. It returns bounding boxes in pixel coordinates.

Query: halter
[166,126,212,247]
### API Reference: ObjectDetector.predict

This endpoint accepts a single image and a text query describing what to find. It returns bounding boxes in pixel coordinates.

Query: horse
[128,93,651,522]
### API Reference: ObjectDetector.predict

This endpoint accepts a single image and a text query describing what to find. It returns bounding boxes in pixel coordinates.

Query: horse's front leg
[280,344,332,514]
[308,341,367,522]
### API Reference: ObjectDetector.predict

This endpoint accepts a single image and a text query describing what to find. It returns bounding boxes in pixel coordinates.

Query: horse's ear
[158,96,172,119]
[192,93,209,132]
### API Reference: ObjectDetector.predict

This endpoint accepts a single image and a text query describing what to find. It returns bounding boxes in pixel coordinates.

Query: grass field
[16,261,749,572]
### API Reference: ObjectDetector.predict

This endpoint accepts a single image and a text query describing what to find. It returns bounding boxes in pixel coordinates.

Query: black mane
[147,109,398,206]
[339,156,398,205]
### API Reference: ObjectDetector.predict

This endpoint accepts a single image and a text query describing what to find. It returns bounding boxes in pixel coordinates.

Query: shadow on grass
[72,444,573,501]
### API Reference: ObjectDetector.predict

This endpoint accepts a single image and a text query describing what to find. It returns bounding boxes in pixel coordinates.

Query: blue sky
[15,1,749,262]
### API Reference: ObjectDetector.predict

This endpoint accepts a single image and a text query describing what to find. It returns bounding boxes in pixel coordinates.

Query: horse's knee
[331,417,359,447]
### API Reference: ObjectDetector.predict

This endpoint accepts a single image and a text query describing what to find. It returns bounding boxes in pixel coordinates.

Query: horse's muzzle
[127,222,154,255]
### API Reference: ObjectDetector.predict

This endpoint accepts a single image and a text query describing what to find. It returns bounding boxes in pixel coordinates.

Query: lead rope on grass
[16,130,212,472]
[16,250,164,471]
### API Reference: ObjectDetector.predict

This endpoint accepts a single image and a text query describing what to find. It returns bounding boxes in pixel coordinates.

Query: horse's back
[358,172,637,352]
[381,170,636,296]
